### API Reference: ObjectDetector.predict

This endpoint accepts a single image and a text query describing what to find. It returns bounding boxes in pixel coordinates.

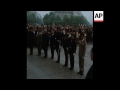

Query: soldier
[28,26,35,55]
[34,26,38,47]
[77,34,87,75]
[68,34,77,70]
[50,30,56,59]
[42,29,49,58]
[27,27,30,47]
[62,29,70,67]
[36,27,43,56]
[55,27,64,63]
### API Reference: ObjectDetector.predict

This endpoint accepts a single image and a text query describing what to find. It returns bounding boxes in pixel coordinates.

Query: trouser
[50,46,54,58]
[70,53,74,69]
[43,47,48,57]
[79,56,84,72]
[63,47,68,65]
[38,44,42,55]
[56,48,60,61]
[30,43,33,54]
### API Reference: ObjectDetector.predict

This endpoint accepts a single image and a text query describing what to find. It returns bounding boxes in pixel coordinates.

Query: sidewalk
[27,44,93,79]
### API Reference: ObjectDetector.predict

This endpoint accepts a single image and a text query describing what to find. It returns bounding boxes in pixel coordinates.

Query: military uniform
[68,36,77,70]
[42,32,49,58]
[78,35,87,75]
[27,28,30,47]
[36,31,42,56]
[55,31,64,63]
[61,31,70,67]
[50,33,56,59]
[28,29,35,55]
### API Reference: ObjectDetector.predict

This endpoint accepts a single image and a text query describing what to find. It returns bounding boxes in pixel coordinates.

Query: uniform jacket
[36,32,42,45]
[78,39,87,57]
[68,38,77,54]
[61,34,70,48]
[50,33,56,47]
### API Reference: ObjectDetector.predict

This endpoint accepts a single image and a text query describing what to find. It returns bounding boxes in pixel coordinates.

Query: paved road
[27,44,93,79]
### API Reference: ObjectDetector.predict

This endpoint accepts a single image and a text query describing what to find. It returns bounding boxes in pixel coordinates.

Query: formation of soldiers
[27,24,93,75]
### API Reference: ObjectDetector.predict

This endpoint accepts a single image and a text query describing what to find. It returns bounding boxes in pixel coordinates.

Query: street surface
[27,44,93,79]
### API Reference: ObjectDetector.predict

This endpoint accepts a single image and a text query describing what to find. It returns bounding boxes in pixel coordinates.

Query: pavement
[27,44,93,79]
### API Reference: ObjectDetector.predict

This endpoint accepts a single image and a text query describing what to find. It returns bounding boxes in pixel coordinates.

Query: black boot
[63,64,68,67]
[80,71,83,75]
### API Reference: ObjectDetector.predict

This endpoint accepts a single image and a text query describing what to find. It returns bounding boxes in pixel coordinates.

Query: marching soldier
[34,26,38,47]
[50,30,56,59]
[55,27,64,63]
[42,29,49,58]
[36,27,43,56]
[61,29,70,67]
[27,26,30,47]
[77,33,87,75]
[28,26,35,55]
[68,34,77,70]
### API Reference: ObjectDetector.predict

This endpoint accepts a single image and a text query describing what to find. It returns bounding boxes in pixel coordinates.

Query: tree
[42,11,91,26]
[56,15,61,20]
[27,11,43,25]
[49,12,55,16]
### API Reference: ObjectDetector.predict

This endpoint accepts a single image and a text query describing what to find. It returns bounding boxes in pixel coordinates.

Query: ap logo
[94,11,104,22]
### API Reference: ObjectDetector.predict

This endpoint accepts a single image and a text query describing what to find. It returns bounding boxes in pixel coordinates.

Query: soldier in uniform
[50,30,56,59]
[68,34,77,70]
[36,27,43,56]
[28,26,35,55]
[34,26,38,47]
[27,26,30,47]
[77,34,87,75]
[55,27,64,63]
[42,29,49,58]
[61,29,70,67]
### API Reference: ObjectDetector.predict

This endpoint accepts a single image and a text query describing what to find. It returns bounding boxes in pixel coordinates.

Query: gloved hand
[73,53,75,56]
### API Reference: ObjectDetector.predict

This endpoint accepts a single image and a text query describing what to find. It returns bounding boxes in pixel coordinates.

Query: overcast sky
[37,11,93,24]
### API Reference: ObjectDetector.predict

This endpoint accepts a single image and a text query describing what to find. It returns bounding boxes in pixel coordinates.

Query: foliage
[27,11,43,25]
[43,11,91,26]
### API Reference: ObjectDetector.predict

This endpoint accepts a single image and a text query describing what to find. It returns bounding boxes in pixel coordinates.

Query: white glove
[73,53,75,56]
